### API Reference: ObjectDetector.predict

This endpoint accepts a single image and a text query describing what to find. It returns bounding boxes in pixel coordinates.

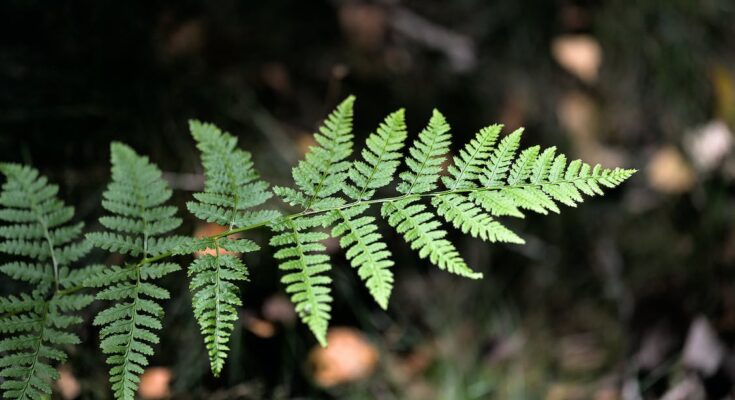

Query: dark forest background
[2,1,735,399]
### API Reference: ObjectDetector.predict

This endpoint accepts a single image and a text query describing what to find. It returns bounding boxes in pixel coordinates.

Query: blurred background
[2,0,735,399]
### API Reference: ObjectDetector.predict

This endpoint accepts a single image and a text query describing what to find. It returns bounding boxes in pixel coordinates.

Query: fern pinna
[85,143,186,400]
[0,96,635,399]
[0,164,96,399]
[180,121,279,376]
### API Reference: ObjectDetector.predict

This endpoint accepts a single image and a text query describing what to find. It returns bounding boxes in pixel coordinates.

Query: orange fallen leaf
[309,327,379,387]
[551,35,602,84]
[243,313,276,338]
[56,366,80,400]
[339,3,387,51]
[139,367,171,399]
[647,146,696,193]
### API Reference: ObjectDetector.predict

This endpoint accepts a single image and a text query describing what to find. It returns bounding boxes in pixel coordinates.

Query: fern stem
[211,238,224,363]
[15,299,51,399]
[117,271,142,398]
[27,189,60,293]
[59,177,596,296]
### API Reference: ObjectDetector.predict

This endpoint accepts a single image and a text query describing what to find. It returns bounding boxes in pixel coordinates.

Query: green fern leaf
[451,127,637,228]
[433,125,525,243]
[270,218,332,345]
[344,109,407,201]
[332,205,394,309]
[0,164,91,400]
[188,251,248,375]
[396,109,451,195]
[184,121,278,375]
[87,143,182,400]
[187,120,278,229]
[383,111,481,278]
[270,98,359,343]
[274,95,355,211]
[331,110,407,309]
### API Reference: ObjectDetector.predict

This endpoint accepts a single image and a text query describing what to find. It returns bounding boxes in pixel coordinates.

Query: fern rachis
[1,96,635,399]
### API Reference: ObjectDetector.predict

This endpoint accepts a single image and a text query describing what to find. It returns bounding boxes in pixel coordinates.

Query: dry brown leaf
[558,91,598,141]
[309,327,379,387]
[159,19,205,60]
[339,4,387,51]
[684,120,733,172]
[551,35,602,84]
[296,131,317,157]
[646,146,696,193]
[260,63,291,95]
[546,383,589,400]
[56,366,80,400]
[243,313,276,338]
[139,367,171,399]
[557,91,626,167]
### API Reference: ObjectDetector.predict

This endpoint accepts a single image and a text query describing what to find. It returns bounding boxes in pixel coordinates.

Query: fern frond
[329,110,407,308]
[274,95,355,211]
[184,121,277,375]
[432,126,525,244]
[270,218,332,346]
[0,164,91,400]
[383,111,481,278]
[0,99,636,399]
[87,143,182,400]
[270,98,359,342]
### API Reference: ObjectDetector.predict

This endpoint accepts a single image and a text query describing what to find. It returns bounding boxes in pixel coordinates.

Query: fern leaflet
[182,121,278,376]
[433,125,524,244]
[271,96,357,344]
[270,218,332,346]
[333,109,407,309]
[274,95,355,211]
[380,110,482,278]
[85,143,184,400]
[0,164,94,400]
